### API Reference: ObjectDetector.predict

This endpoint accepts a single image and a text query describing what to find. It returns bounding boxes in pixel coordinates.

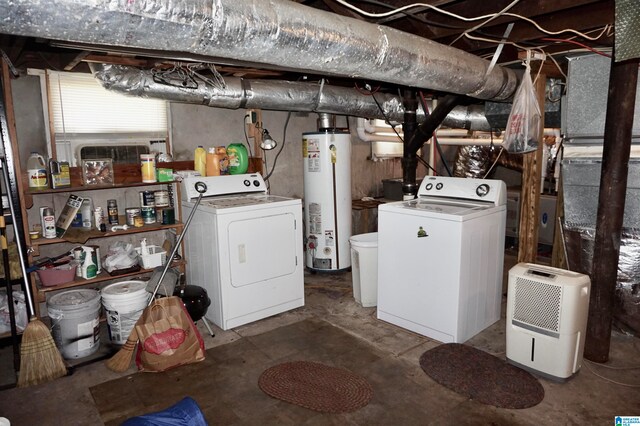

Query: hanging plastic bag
[502,59,541,154]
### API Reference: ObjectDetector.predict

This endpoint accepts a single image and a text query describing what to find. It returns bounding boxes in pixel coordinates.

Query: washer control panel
[417,176,505,206]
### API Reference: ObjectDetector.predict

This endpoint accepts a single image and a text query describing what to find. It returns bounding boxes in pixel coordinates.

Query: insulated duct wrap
[615,0,640,62]
[452,145,522,178]
[90,64,491,129]
[564,226,640,336]
[0,0,517,101]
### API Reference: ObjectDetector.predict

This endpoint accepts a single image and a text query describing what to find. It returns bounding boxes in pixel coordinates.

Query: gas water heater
[303,128,352,272]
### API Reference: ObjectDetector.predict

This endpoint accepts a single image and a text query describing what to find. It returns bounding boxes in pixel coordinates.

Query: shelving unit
[23,162,193,317]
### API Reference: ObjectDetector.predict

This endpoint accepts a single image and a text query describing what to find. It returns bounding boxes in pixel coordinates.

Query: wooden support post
[584,57,639,363]
[517,73,546,264]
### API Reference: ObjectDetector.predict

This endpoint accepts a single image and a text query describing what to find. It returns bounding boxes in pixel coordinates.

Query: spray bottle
[81,246,98,279]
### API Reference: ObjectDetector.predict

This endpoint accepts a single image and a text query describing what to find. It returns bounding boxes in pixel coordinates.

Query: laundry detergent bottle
[27,151,48,190]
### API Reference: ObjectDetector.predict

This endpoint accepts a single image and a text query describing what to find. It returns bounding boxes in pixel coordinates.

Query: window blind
[47,71,168,134]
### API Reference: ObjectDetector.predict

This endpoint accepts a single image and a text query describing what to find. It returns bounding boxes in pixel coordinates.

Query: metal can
[107,199,119,225]
[43,207,56,239]
[94,206,104,228]
[125,207,141,226]
[133,216,144,228]
[139,190,155,207]
[154,190,169,207]
[141,206,156,224]
[158,207,175,225]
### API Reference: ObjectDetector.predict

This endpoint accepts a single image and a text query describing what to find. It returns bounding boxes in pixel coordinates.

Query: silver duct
[0,0,517,101]
[90,64,491,131]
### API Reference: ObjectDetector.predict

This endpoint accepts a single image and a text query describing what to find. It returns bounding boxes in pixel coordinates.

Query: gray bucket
[47,289,101,359]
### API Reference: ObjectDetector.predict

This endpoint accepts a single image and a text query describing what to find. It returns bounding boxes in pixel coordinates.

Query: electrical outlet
[245,110,258,124]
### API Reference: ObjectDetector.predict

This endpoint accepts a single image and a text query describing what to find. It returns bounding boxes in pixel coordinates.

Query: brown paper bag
[134,296,205,372]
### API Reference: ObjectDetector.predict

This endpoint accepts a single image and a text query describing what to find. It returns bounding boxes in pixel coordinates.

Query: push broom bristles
[105,329,138,373]
[17,318,67,387]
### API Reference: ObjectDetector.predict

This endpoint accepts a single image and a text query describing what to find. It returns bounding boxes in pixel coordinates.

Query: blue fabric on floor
[121,397,207,426]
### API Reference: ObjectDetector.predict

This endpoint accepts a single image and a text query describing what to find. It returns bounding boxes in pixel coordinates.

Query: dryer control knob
[243,179,251,187]
[435,183,443,190]
[425,183,433,190]
[476,184,490,197]
[253,180,261,187]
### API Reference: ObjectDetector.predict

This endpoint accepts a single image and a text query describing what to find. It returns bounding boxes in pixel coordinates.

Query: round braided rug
[258,361,373,413]
[419,343,544,409]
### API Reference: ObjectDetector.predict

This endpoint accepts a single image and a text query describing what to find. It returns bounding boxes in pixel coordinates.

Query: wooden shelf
[26,179,178,196]
[35,259,186,302]
[31,219,184,247]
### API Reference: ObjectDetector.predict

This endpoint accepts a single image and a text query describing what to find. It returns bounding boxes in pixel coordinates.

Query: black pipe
[408,94,464,155]
[402,90,419,198]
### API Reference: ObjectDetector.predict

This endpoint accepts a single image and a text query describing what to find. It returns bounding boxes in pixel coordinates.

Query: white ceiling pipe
[0,0,518,101]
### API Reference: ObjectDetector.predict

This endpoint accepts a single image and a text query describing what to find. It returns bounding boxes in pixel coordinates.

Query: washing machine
[181,174,304,331]
[377,176,506,343]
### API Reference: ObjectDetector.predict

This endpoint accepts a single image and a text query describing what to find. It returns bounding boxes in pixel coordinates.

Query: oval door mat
[258,361,373,413]
[419,343,544,409]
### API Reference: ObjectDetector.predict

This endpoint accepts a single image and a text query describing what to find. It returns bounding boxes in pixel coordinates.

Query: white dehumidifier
[506,263,590,382]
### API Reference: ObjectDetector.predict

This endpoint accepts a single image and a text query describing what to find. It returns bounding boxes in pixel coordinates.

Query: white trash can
[349,232,378,307]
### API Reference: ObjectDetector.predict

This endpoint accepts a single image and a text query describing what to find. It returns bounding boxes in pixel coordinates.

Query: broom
[105,180,208,372]
[0,157,67,386]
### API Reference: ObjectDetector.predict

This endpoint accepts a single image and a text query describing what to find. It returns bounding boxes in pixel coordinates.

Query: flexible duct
[0,0,517,101]
[90,63,492,130]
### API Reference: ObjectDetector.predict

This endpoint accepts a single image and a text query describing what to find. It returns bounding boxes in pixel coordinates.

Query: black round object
[175,285,211,322]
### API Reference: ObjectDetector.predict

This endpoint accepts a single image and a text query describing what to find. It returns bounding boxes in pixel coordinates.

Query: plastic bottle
[194,146,206,177]
[140,154,156,183]
[226,143,249,175]
[205,147,221,176]
[27,152,48,190]
[81,246,97,279]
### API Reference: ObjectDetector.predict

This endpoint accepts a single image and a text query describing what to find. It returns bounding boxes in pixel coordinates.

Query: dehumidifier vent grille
[513,277,562,332]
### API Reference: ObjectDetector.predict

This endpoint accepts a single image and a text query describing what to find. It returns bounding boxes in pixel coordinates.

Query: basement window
[34,69,169,166]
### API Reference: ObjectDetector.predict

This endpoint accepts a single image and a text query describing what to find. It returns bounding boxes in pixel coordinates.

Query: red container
[36,264,77,287]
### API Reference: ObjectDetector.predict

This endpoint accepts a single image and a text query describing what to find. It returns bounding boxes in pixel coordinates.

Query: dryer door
[227,212,298,287]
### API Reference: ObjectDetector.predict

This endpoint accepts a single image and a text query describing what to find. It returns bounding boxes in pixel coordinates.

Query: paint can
[141,206,156,224]
[154,190,169,207]
[158,207,176,225]
[139,190,155,207]
[125,207,141,226]
[101,280,149,345]
[47,289,101,359]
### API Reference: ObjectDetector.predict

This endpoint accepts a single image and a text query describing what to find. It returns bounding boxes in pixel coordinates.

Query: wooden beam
[64,50,91,71]
[517,73,546,264]
[82,54,149,67]
[427,0,606,40]
[584,56,639,363]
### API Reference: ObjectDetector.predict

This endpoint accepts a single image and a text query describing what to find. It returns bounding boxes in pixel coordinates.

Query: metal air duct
[90,63,492,131]
[0,0,517,101]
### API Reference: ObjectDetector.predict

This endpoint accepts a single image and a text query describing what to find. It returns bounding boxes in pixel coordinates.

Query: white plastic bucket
[101,280,150,345]
[47,289,101,359]
[349,232,378,307]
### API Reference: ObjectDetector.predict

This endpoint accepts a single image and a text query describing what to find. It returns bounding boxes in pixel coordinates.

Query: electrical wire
[482,146,504,179]
[242,114,254,161]
[583,360,640,388]
[449,0,521,46]
[541,38,612,58]
[357,0,468,30]
[334,0,612,43]
[264,111,292,181]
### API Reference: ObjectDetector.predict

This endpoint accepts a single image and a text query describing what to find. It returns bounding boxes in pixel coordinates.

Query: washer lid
[401,198,495,216]
[201,194,296,209]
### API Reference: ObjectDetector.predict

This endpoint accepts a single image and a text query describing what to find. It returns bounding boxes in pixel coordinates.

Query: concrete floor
[0,258,639,425]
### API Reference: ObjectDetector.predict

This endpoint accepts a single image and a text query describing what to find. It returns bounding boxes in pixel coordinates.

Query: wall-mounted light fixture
[260,129,278,150]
